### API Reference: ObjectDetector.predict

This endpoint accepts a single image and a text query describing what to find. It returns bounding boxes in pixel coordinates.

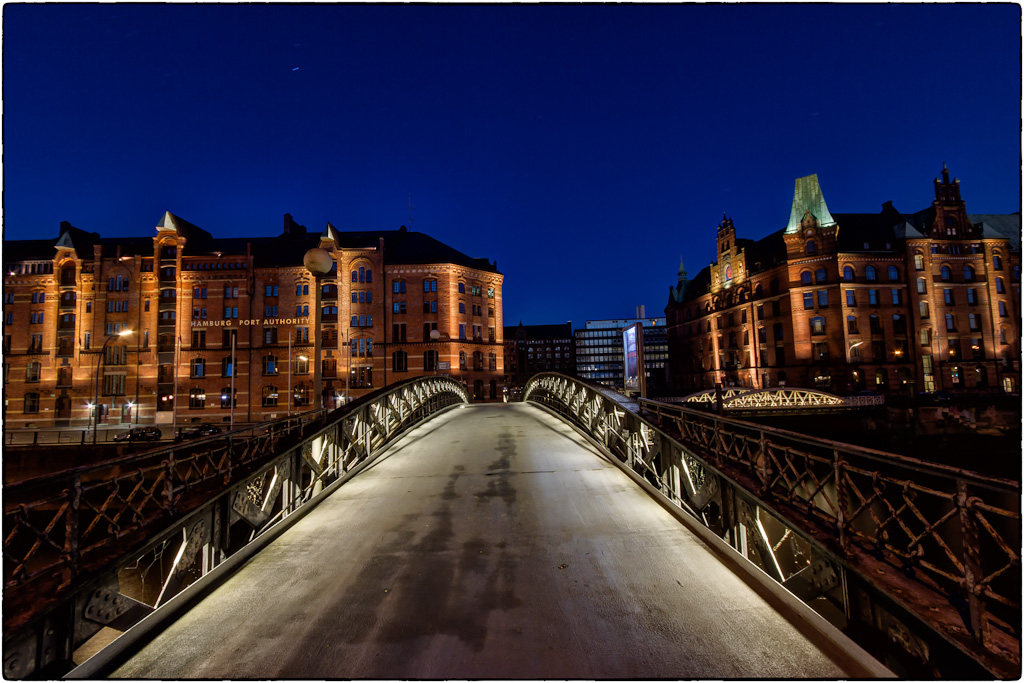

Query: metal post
[345,329,350,407]
[311,273,324,412]
[288,331,293,416]
[172,333,180,438]
[230,332,236,430]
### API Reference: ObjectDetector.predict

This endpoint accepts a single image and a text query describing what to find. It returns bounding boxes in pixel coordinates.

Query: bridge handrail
[640,397,1016,492]
[3,375,468,677]
[523,372,1020,677]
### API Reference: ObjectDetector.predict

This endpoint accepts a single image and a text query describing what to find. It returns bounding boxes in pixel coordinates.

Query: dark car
[177,423,223,441]
[113,426,163,442]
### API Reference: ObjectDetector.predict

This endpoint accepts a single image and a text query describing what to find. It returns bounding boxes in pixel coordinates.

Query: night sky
[3,4,1020,328]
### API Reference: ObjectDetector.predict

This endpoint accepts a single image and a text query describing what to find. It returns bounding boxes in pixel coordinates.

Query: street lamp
[303,248,333,413]
[93,329,133,444]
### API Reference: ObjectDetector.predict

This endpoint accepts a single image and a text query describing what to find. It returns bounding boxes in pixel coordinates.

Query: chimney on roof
[283,213,305,236]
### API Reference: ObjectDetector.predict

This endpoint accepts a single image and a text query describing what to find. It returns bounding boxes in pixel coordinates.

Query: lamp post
[303,248,333,413]
[430,328,440,376]
[93,329,133,444]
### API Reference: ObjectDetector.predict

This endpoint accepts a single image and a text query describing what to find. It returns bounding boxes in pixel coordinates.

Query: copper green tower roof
[785,174,835,233]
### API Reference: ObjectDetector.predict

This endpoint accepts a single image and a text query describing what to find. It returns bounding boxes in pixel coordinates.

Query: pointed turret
[784,174,835,234]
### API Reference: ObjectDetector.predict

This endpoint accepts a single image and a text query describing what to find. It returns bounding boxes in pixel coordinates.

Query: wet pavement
[112,403,882,679]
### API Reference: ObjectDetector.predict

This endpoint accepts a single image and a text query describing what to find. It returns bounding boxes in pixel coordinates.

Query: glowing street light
[93,329,133,444]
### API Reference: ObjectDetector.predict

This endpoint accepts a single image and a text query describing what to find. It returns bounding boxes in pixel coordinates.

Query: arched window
[815,268,827,283]
[262,386,278,407]
[842,265,855,282]
[805,240,816,254]
[221,387,237,408]
[800,271,812,285]
[754,284,763,298]
[846,315,858,334]
[293,385,309,407]
[423,350,438,371]
[963,264,975,281]
[920,328,931,346]
[24,392,40,413]
[473,380,484,401]
[473,350,484,370]
[459,350,467,370]
[26,361,41,382]
[488,352,497,370]
[294,355,309,374]
[262,354,278,376]
[919,301,929,319]
[489,380,498,400]
[996,277,1006,294]
[392,351,408,372]
[810,316,826,334]
[940,265,951,281]
[865,265,877,281]
[190,358,206,378]
[869,315,881,334]
[917,277,927,294]
[914,253,924,271]
[888,266,900,282]
[993,253,1003,271]
[892,314,906,335]
[423,278,437,293]
[875,368,888,388]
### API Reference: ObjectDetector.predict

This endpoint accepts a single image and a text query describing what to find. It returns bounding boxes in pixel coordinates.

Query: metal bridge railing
[524,373,1020,678]
[3,376,469,679]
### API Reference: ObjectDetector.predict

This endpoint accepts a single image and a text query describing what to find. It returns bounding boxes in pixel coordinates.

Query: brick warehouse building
[666,167,1020,396]
[2,212,504,430]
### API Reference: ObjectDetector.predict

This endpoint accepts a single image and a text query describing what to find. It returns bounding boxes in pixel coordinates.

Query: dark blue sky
[4,4,1020,328]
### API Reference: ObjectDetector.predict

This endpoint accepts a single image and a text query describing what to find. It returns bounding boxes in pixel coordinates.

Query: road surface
[112,402,882,678]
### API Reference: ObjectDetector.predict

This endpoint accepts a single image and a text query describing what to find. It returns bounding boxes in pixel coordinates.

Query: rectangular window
[459,324,466,340]
[868,289,879,306]
[817,290,828,307]
[944,289,953,305]
[890,289,901,306]
[84,332,91,349]
[967,288,977,305]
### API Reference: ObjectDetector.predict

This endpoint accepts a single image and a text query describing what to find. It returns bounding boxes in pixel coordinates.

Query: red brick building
[2,212,504,430]
[666,168,1020,396]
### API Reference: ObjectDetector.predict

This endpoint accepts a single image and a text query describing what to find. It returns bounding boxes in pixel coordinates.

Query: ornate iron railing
[666,386,885,409]
[524,373,1020,678]
[3,376,468,678]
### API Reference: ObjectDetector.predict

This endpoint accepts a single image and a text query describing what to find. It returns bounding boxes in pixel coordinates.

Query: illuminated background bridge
[2,375,1018,678]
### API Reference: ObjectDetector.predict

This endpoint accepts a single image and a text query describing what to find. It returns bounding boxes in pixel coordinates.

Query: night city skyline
[4,3,1020,328]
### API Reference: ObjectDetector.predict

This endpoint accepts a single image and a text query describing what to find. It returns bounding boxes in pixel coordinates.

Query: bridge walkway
[110,403,883,679]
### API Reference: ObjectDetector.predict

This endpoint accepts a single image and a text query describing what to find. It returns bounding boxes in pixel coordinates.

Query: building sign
[191,317,310,327]
[622,323,646,397]
[437,361,450,371]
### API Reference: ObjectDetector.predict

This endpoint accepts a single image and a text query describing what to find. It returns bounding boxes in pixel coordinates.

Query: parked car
[113,426,163,442]
[177,423,223,441]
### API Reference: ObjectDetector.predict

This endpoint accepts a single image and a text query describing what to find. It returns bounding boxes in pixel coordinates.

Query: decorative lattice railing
[3,376,468,678]
[524,373,1020,678]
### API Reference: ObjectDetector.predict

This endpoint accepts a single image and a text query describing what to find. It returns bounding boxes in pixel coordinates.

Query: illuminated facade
[666,168,1020,395]
[2,212,504,430]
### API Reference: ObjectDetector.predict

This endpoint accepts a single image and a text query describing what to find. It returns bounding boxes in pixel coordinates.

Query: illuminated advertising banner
[622,323,646,397]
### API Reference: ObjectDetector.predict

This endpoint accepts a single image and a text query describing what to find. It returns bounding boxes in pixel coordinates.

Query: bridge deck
[112,403,881,679]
